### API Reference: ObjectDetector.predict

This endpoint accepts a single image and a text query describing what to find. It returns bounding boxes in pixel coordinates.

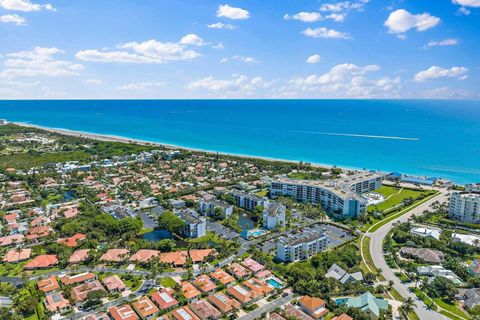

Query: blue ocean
[0,100,479,184]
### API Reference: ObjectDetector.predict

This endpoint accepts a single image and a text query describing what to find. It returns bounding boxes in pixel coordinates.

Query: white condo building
[449,187,480,224]
[262,202,286,230]
[230,190,270,212]
[270,172,382,218]
[176,209,206,238]
[198,199,234,218]
[276,229,328,262]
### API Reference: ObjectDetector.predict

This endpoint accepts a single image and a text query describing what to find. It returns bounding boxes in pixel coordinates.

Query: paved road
[238,293,295,320]
[367,190,450,320]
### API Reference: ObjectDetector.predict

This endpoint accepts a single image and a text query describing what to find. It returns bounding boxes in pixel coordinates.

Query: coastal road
[366,190,450,320]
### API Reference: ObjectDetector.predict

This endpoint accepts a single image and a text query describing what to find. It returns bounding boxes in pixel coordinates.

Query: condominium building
[176,209,206,238]
[262,202,286,230]
[270,172,382,218]
[276,229,328,262]
[198,199,233,218]
[230,190,270,212]
[449,188,480,223]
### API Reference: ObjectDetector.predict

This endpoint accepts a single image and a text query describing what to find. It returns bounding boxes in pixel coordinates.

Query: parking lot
[206,220,240,240]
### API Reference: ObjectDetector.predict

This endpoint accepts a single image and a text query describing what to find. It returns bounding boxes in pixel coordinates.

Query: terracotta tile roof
[227,263,251,279]
[69,249,90,264]
[4,213,17,223]
[180,281,201,300]
[129,249,160,263]
[210,268,235,285]
[189,249,216,263]
[227,284,254,304]
[189,300,222,320]
[109,305,139,320]
[37,276,60,293]
[332,314,353,320]
[0,234,24,246]
[59,272,96,286]
[71,280,106,303]
[24,255,58,269]
[193,274,217,293]
[151,288,179,310]
[170,306,201,320]
[99,249,129,262]
[57,233,86,247]
[26,225,52,240]
[160,251,188,266]
[284,305,314,320]
[208,292,241,313]
[243,278,273,297]
[2,248,31,263]
[132,296,159,319]
[45,292,70,312]
[269,313,286,320]
[299,296,328,319]
[241,258,265,273]
[102,275,126,292]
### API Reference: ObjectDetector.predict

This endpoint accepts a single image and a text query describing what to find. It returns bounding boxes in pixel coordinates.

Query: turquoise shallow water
[0,99,479,184]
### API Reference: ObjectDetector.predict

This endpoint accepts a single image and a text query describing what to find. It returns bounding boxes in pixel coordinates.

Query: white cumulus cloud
[0,47,83,78]
[452,0,480,7]
[207,22,237,29]
[116,82,165,91]
[284,12,322,22]
[302,27,350,39]
[217,4,250,20]
[0,13,26,25]
[76,36,202,64]
[220,56,259,64]
[306,54,321,64]
[413,66,469,82]
[0,0,55,12]
[426,39,459,47]
[188,75,270,96]
[384,9,440,34]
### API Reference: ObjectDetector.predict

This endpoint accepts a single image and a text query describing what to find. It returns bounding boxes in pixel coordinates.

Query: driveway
[367,190,450,320]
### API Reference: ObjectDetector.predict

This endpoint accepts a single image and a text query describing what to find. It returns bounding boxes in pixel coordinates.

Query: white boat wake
[290,130,419,141]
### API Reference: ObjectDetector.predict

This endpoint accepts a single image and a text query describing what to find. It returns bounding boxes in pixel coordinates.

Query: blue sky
[0,0,479,99]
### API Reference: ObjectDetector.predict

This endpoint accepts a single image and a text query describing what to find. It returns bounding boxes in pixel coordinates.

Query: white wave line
[290,130,419,141]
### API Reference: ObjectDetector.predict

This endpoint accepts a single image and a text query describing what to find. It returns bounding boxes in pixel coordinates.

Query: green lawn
[409,312,420,320]
[389,288,404,301]
[160,277,177,288]
[368,186,435,213]
[434,299,470,320]
[361,236,380,275]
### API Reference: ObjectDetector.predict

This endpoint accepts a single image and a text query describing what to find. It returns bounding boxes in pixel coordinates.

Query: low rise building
[262,202,286,230]
[230,190,269,211]
[276,229,327,262]
[176,209,206,238]
[199,199,233,218]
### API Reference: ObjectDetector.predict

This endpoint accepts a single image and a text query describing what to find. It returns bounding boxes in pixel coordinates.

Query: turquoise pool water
[267,278,284,289]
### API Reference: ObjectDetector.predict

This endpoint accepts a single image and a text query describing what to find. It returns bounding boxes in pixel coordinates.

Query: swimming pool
[267,278,284,289]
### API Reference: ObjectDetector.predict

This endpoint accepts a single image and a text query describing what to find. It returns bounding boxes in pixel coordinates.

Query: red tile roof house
[129,249,161,264]
[180,281,202,303]
[30,216,49,228]
[241,258,265,273]
[332,314,353,320]
[210,268,235,287]
[71,280,106,305]
[207,292,241,315]
[83,312,110,320]
[2,248,31,263]
[24,255,58,270]
[227,263,251,279]
[37,276,60,293]
[151,288,179,312]
[4,212,18,224]
[63,207,79,218]
[57,233,86,247]
[298,296,329,320]
[226,284,255,305]
[69,249,90,264]
[26,226,52,242]
[102,275,127,293]
[189,249,216,264]
[170,306,201,320]
[242,278,273,300]
[44,292,71,314]
[0,234,25,247]
[59,272,97,286]
[109,305,139,320]
[160,251,188,267]
[99,249,129,263]
[193,274,218,293]
[284,304,314,320]
[132,296,159,320]
[189,299,222,320]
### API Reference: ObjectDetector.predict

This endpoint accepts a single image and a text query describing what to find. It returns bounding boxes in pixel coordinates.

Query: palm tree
[399,297,417,319]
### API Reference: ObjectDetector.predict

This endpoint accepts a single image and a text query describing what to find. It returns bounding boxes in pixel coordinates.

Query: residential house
[410,227,441,240]
[59,272,97,286]
[227,284,255,305]
[99,249,129,262]
[2,248,31,263]
[299,296,329,320]
[151,288,179,312]
[325,263,363,285]
[132,296,159,320]
[69,249,90,264]
[208,292,241,314]
[102,275,127,293]
[160,251,188,266]
[71,280,106,304]
[129,249,161,264]
[180,281,201,303]
[190,300,222,320]
[189,249,215,264]
[339,292,388,320]
[170,306,201,320]
[109,305,139,320]
[284,305,314,320]
[227,263,251,279]
[193,274,217,293]
[210,269,235,287]
[417,265,463,285]
[399,247,445,263]
[44,292,71,314]
[24,255,58,270]
[241,258,265,273]
[37,276,60,294]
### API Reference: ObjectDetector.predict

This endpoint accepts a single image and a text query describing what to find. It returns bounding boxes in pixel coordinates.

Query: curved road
[366,190,450,320]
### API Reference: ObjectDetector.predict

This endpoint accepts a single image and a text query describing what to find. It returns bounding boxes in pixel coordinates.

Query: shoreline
[13,121,365,173]
[11,121,456,185]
